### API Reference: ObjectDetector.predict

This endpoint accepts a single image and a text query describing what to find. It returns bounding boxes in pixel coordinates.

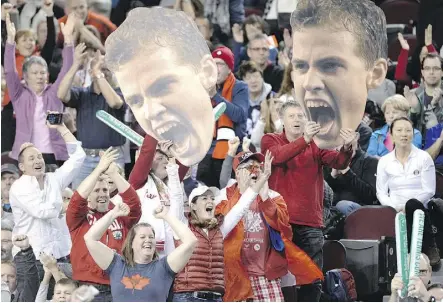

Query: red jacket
[66,188,141,285]
[216,184,323,302]
[261,132,352,228]
[128,134,188,190]
[394,44,437,84]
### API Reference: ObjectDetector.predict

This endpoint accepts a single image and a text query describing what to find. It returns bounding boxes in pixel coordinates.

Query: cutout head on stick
[290,0,388,149]
[105,7,217,166]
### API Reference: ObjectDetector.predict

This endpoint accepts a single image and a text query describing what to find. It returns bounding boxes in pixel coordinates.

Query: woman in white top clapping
[376,117,440,269]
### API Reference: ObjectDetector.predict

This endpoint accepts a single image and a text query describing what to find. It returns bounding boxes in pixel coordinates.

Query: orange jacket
[215,184,324,301]
[58,11,116,45]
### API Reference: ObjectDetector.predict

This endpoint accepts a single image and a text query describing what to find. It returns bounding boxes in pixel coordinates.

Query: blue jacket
[424,123,443,166]
[207,79,249,155]
[367,124,422,157]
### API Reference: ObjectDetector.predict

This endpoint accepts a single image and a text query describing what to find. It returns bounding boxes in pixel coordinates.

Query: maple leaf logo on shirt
[121,274,151,293]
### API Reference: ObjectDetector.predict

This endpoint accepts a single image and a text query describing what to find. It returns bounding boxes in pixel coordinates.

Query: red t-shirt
[241,199,270,276]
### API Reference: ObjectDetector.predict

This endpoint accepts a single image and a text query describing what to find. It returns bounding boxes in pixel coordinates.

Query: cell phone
[46,113,63,125]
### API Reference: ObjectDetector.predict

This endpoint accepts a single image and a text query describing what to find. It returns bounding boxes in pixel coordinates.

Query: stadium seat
[323,240,347,274]
[380,0,420,25]
[344,206,397,240]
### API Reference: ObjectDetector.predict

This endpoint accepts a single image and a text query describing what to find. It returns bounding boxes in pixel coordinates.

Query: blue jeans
[335,200,362,217]
[173,292,223,302]
[72,146,125,190]
[291,225,324,302]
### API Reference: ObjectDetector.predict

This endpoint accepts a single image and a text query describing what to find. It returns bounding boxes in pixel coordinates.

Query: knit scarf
[212,72,236,159]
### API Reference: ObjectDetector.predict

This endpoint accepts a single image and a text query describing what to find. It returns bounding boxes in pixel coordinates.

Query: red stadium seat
[323,240,347,274]
[344,206,397,240]
[380,0,420,25]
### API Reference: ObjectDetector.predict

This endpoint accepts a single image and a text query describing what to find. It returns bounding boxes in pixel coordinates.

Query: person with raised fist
[1,235,39,302]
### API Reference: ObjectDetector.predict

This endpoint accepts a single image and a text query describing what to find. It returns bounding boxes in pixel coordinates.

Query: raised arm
[220,137,239,188]
[394,33,410,82]
[49,123,86,189]
[13,235,40,303]
[90,50,124,109]
[4,14,24,101]
[77,148,119,198]
[76,23,105,54]
[106,162,141,227]
[220,151,273,237]
[51,13,76,89]
[84,204,129,270]
[129,135,158,189]
[166,159,186,223]
[39,2,56,65]
[56,43,87,103]
[155,206,198,273]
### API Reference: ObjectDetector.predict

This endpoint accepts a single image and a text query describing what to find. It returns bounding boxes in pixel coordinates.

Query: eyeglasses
[249,47,269,53]
[237,163,263,172]
[423,67,442,72]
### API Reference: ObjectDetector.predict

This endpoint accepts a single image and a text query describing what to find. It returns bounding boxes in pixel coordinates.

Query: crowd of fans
[1,0,443,302]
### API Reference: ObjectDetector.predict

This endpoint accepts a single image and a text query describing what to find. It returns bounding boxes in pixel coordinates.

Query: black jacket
[324,149,379,206]
[12,247,39,302]
[263,63,284,93]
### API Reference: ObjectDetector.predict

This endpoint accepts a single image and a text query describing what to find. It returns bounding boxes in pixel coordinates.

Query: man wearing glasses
[247,33,284,92]
[407,53,443,137]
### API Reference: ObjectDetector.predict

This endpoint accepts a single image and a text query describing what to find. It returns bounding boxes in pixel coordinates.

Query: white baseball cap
[188,185,220,203]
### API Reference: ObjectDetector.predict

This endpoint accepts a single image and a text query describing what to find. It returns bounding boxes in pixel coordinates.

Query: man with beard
[66,148,141,302]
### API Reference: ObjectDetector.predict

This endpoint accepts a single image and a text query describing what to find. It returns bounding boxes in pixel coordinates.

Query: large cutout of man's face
[290,0,387,149]
[104,7,217,166]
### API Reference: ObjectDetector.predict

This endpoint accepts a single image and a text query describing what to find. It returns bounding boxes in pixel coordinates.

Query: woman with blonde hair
[368,94,422,157]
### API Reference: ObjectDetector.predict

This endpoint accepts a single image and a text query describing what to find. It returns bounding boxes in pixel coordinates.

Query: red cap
[233,151,265,171]
[212,46,235,71]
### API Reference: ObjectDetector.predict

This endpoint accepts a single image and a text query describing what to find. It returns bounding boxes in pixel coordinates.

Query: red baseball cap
[233,151,265,171]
